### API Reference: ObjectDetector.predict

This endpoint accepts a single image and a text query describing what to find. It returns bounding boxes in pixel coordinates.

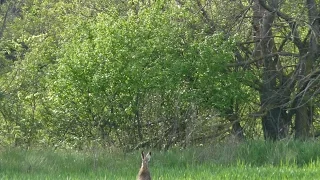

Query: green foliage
[1,141,320,179]
[0,0,280,149]
[37,1,248,148]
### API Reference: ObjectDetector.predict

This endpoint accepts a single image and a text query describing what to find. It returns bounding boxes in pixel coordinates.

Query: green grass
[1,140,320,179]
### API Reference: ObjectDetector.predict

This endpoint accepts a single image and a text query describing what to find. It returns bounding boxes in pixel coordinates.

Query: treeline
[0,0,319,150]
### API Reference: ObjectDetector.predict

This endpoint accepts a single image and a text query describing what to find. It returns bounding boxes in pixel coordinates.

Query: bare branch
[228,52,299,67]
[257,0,292,22]
[195,0,215,32]
[0,3,10,38]
[258,0,305,50]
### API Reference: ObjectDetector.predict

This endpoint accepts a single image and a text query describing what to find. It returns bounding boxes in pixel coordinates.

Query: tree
[43,2,248,149]
[2,0,319,150]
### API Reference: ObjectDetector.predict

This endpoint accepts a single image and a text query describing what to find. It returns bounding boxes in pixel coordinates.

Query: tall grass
[0,140,320,179]
[162,139,320,166]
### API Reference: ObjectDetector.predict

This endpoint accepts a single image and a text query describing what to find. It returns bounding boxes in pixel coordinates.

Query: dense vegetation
[0,0,320,150]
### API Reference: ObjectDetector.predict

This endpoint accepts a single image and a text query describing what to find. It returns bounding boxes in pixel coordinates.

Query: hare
[137,151,152,180]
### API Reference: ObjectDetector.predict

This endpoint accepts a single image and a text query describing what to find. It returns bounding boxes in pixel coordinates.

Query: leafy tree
[5,0,320,149]
[42,2,248,149]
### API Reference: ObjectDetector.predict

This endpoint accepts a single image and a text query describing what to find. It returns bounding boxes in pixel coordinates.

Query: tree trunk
[253,0,288,140]
[294,0,319,139]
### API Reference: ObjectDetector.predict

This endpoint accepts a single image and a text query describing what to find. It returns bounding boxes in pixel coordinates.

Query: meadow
[1,140,320,179]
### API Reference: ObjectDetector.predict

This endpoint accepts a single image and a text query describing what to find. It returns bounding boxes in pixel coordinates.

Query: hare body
[137,151,151,180]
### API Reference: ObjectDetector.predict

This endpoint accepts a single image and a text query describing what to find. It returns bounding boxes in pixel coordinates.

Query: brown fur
[137,151,151,180]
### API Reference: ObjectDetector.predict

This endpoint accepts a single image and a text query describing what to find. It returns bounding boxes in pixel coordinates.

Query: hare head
[137,151,151,180]
[141,151,151,167]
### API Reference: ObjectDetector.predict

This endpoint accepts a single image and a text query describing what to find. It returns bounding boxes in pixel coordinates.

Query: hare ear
[146,152,151,161]
[141,151,145,159]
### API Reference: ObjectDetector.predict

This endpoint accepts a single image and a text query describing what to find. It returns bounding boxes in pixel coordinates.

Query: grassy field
[0,140,320,179]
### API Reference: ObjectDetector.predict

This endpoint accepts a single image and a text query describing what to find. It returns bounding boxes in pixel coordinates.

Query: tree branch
[0,3,10,38]
[195,0,215,33]
[258,0,305,50]
[228,52,300,67]
[257,0,292,22]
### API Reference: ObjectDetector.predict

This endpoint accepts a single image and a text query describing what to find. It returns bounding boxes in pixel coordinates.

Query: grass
[0,140,320,179]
